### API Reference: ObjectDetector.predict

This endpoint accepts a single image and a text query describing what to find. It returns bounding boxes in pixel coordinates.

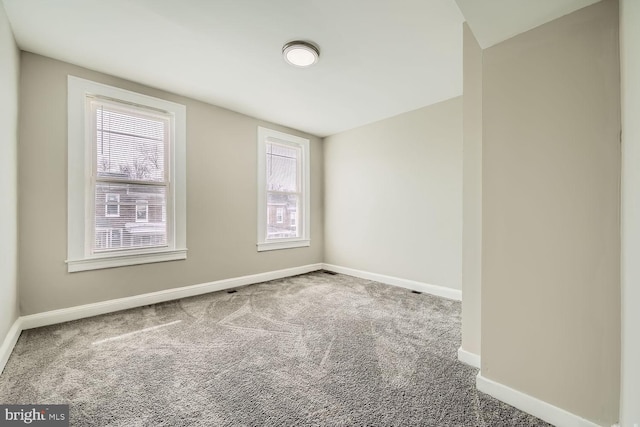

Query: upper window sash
[89,97,171,186]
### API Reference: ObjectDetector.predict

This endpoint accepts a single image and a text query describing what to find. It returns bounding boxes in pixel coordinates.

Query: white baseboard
[322,264,462,301]
[476,373,602,427]
[3,264,618,427]
[457,347,481,368]
[5,263,456,374]
[0,318,23,375]
[20,263,323,330]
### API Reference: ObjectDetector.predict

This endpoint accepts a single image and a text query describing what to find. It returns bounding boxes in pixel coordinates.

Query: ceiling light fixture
[282,41,319,68]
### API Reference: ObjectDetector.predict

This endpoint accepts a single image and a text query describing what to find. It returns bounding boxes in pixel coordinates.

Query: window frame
[67,76,187,272]
[257,126,310,252]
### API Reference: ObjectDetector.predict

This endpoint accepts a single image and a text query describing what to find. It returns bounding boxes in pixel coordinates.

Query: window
[105,194,120,217]
[257,127,310,251]
[136,201,149,223]
[67,76,187,272]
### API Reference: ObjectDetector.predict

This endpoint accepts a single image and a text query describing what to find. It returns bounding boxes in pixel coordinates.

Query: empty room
[0,0,638,426]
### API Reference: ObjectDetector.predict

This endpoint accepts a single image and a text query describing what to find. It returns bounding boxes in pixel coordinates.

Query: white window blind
[91,99,170,253]
[267,142,300,238]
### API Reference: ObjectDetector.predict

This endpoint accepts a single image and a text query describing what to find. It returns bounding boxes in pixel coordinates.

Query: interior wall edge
[461,21,483,359]
[0,0,21,360]
[619,0,640,425]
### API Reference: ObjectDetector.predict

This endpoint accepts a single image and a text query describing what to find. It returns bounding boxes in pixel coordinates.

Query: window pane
[266,142,298,192]
[95,105,166,182]
[105,193,120,217]
[136,200,149,223]
[106,203,119,217]
[95,182,167,251]
[267,192,298,239]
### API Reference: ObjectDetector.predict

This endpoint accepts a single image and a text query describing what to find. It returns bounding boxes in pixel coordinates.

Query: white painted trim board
[476,373,605,427]
[3,263,613,427]
[457,347,481,368]
[0,263,322,374]
[0,319,22,375]
[21,263,323,330]
[322,263,462,301]
[3,263,459,374]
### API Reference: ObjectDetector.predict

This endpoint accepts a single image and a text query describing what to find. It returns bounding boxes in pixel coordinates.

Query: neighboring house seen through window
[257,127,310,251]
[67,76,187,272]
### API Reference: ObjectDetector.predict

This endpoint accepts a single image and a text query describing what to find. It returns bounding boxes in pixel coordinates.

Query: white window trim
[67,76,187,272]
[257,126,310,252]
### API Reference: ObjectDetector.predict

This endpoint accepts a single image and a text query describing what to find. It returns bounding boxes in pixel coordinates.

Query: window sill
[257,239,310,252]
[66,248,187,272]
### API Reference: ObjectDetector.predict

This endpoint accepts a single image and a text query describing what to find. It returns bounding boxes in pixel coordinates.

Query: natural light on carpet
[91,320,182,345]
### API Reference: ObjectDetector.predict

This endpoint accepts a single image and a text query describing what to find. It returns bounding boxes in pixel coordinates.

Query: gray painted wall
[481,1,620,424]
[324,98,463,290]
[18,53,324,315]
[0,2,19,346]
[461,23,482,359]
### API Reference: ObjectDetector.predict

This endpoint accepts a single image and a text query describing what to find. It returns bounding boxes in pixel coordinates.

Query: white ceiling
[2,0,601,137]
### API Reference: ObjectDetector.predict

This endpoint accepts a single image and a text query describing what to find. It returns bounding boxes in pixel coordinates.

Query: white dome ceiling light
[282,41,320,68]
